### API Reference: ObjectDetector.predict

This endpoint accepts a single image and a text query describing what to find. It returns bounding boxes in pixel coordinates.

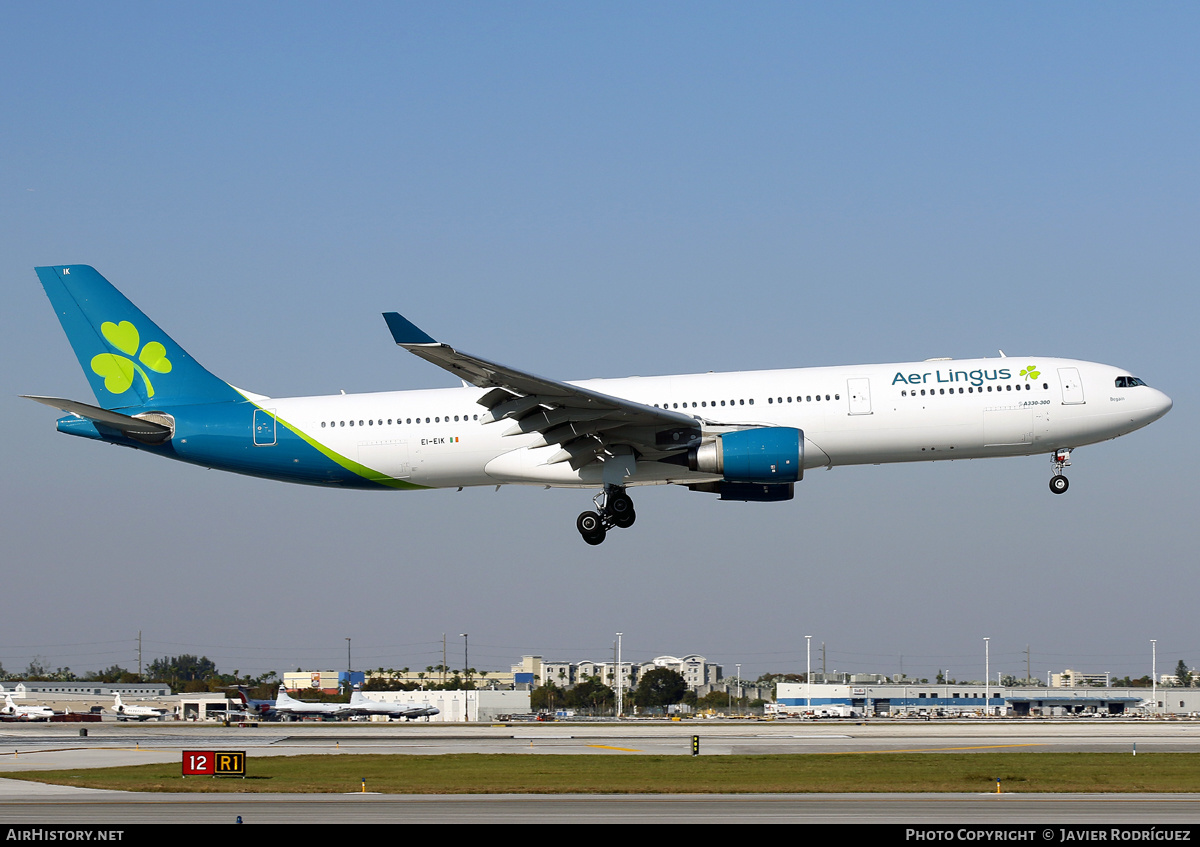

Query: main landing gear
[576,485,636,545]
[1049,448,1071,494]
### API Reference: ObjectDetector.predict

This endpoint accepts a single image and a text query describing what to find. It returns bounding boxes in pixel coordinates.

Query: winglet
[383,312,437,346]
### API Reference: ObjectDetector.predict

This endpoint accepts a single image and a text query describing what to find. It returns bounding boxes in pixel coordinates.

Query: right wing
[382,313,701,469]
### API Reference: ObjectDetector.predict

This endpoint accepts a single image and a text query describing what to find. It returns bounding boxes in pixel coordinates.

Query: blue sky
[2,3,1196,684]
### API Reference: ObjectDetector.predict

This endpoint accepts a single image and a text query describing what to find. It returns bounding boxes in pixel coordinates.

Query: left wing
[382,313,701,469]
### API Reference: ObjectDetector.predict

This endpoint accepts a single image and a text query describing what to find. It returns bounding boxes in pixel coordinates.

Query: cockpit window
[1114,376,1147,388]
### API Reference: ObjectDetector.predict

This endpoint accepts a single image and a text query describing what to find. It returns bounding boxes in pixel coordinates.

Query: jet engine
[686,427,803,483]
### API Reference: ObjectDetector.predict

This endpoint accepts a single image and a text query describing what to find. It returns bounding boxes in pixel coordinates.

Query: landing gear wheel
[1049,448,1072,494]
[577,511,607,544]
[577,486,637,543]
[609,493,635,529]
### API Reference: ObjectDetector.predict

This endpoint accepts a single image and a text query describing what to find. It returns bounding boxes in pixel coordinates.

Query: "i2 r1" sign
[182,750,246,776]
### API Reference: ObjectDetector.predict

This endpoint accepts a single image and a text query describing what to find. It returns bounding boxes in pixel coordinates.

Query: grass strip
[9,752,1200,794]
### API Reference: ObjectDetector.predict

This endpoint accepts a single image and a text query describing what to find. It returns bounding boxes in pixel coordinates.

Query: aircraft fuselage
[64,356,1169,492]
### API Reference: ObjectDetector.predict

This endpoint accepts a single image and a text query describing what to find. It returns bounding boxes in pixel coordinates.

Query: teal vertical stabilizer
[35,265,244,410]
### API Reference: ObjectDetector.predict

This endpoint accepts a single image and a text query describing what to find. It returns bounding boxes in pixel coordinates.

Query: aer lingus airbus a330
[27,266,1171,545]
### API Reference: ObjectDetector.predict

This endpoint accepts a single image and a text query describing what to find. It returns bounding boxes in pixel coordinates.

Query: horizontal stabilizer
[22,395,172,442]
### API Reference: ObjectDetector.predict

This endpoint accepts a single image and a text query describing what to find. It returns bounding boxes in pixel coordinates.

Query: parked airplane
[347,690,439,720]
[111,693,167,721]
[27,266,1172,544]
[1,695,55,721]
[273,687,349,720]
[231,686,277,719]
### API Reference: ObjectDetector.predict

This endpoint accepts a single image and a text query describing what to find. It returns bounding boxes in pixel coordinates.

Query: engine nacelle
[689,427,803,483]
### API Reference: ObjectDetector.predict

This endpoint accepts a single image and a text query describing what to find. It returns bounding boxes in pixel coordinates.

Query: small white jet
[111,693,168,722]
[347,690,440,720]
[273,687,350,720]
[1,695,55,721]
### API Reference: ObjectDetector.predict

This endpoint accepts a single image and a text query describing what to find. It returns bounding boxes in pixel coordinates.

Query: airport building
[0,682,175,719]
[178,688,530,722]
[774,682,1200,716]
[346,689,528,722]
[0,682,172,697]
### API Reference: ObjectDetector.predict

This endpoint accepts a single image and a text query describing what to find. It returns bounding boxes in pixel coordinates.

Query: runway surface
[3,784,1200,824]
[1,719,1197,823]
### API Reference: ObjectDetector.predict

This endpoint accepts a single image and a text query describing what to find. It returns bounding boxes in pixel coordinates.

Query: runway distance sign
[182,750,246,776]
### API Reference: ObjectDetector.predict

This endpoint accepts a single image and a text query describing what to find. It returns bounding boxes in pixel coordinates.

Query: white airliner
[347,690,440,720]
[2,695,55,721]
[28,266,1172,544]
[111,693,167,721]
[273,687,349,720]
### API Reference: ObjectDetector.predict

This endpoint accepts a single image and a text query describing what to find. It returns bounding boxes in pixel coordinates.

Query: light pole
[805,635,812,713]
[1151,639,1157,716]
[616,632,623,719]
[457,633,470,722]
[984,637,990,717]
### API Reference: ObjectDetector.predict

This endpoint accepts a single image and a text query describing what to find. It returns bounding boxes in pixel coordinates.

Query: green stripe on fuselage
[243,395,429,491]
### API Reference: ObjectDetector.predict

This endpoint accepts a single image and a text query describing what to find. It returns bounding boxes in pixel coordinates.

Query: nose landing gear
[576,486,636,545]
[1049,448,1071,494]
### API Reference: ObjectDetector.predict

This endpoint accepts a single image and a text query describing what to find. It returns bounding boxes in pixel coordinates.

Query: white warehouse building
[773,682,1200,717]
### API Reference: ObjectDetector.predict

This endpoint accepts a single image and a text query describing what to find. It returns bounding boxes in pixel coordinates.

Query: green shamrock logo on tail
[1019,364,1041,381]
[90,321,172,397]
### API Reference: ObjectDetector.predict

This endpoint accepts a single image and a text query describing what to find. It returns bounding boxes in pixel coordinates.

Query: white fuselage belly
[268,357,1168,490]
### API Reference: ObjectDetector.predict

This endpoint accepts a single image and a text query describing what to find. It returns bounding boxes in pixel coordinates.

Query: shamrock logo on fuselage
[90,320,173,398]
[1019,365,1041,381]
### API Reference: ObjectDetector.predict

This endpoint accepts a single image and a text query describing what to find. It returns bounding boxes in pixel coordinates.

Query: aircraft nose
[1147,388,1172,421]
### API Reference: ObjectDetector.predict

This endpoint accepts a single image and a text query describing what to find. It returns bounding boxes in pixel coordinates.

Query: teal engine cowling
[687,427,803,483]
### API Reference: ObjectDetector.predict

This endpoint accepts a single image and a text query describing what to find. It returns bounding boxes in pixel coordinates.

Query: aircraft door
[1058,368,1085,405]
[253,408,277,445]
[847,378,872,415]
